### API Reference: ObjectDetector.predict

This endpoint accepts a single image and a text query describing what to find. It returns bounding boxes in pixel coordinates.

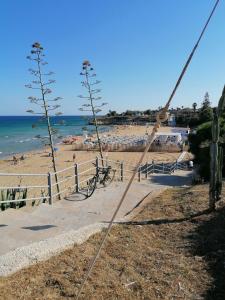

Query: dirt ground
[1,183,224,300]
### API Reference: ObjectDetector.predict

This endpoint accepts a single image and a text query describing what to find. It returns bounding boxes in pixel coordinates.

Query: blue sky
[1,0,225,115]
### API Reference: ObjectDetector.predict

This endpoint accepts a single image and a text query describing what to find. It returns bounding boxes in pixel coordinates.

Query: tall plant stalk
[209,86,225,210]
[26,42,62,199]
[79,60,107,166]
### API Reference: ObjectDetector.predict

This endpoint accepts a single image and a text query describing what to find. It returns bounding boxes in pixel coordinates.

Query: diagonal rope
[75,1,220,298]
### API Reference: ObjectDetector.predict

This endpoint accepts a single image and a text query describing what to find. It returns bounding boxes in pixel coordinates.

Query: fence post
[148,161,151,177]
[152,160,155,174]
[95,157,99,182]
[176,160,178,171]
[145,162,148,179]
[120,161,124,182]
[75,163,79,193]
[48,172,53,205]
[96,157,99,171]
[162,162,164,173]
[138,165,141,182]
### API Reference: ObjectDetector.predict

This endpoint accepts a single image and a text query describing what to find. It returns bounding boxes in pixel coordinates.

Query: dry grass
[1,184,225,299]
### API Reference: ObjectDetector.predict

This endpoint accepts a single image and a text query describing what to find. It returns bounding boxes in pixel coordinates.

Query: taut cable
[75,1,220,298]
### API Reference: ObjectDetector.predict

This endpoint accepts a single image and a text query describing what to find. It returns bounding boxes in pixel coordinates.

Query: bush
[189,119,225,180]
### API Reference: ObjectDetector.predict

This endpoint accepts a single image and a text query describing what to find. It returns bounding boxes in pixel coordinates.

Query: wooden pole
[145,162,148,179]
[95,157,99,182]
[75,163,79,193]
[48,172,52,205]
[138,166,141,182]
[120,162,124,182]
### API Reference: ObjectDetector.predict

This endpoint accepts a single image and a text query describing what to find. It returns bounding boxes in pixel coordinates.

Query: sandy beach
[0,125,187,201]
[0,125,184,171]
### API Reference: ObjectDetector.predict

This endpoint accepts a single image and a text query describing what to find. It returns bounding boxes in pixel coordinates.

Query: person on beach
[73,153,76,162]
[13,155,18,165]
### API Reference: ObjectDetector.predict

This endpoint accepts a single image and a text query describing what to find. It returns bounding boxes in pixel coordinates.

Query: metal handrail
[78,159,95,166]
[79,167,96,175]
[0,157,191,205]
[0,185,48,190]
[0,172,47,176]
[51,175,75,186]
[0,195,50,204]
[52,188,69,198]
[52,165,75,175]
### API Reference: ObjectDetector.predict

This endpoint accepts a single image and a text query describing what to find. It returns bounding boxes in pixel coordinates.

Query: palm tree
[192,102,197,113]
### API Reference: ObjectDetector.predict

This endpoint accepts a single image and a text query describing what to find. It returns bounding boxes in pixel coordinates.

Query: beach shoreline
[0,124,186,171]
[0,115,114,160]
[0,125,187,203]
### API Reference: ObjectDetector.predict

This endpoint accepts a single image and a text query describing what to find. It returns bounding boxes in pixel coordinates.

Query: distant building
[168,114,176,126]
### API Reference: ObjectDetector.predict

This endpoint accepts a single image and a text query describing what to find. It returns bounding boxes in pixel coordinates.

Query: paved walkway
[0,170,191,256]
[0,170,192,275]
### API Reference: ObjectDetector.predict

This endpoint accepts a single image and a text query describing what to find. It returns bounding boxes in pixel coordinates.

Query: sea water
[0,116,111,159]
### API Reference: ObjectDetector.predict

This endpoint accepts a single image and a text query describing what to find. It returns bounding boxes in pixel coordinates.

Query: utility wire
[75,1,220,298]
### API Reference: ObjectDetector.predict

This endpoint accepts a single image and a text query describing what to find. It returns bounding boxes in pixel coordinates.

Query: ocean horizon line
[0,114,93,117]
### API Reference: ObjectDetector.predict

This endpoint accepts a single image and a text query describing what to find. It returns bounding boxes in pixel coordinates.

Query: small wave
[17,138,34,143]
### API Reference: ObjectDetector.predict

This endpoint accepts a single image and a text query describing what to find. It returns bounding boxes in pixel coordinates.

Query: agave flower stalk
[79,60,107,166]
[26,42,62,199]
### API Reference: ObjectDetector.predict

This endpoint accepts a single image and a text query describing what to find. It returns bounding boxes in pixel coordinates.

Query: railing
[0,158,190,206]
[0,158,97,206]
[136,160,189,181]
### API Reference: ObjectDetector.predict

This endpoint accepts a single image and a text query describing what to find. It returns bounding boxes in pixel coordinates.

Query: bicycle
[80,163,116,198]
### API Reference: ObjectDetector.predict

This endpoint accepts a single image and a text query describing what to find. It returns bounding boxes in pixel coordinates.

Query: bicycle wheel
[81,176,97,198]
[102,169,116,187]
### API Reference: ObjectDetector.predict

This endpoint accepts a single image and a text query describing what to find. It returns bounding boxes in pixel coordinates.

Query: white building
[168,114,176,126]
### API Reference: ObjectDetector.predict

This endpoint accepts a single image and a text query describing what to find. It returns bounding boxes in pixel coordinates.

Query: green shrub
[189,118,225,180]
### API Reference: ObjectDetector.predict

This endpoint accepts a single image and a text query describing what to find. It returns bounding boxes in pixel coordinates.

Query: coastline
[0,124,182,174]
[0,115,113,160]
[0,124,114,161]
[0,124,183,207]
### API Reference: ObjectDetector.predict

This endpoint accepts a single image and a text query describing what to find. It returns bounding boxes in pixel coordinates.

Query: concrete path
[0,170,192,275]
